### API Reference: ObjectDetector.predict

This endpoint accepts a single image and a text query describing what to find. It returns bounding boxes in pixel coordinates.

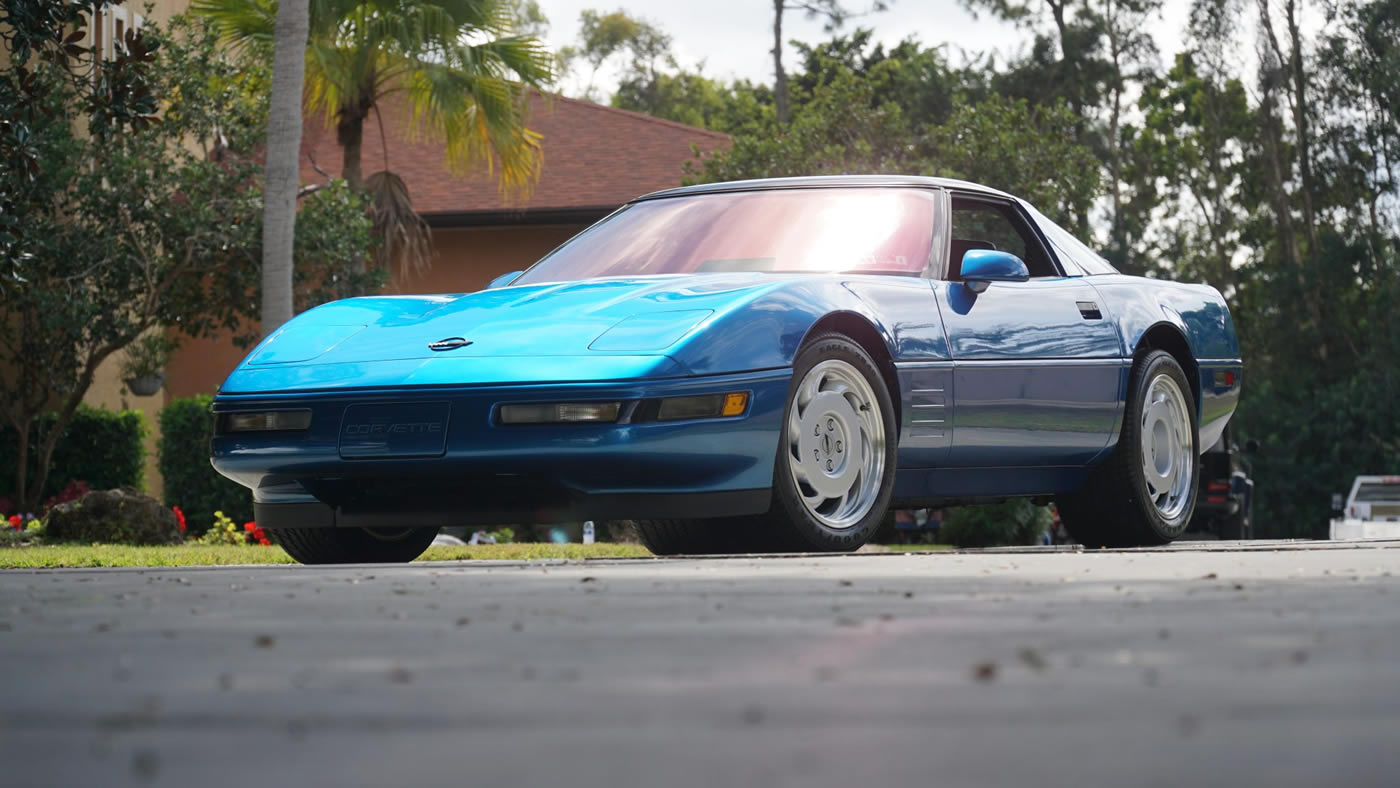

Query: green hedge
[0,406,146,509]
[158,395,252,535]
[936,500,1052,548]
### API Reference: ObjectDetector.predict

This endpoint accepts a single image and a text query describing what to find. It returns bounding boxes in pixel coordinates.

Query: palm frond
[365,170,432,277]
[190,0,278,48]
[402,58,543,197]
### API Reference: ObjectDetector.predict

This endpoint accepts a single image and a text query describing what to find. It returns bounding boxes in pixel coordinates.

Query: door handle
[1077,301,1103,320]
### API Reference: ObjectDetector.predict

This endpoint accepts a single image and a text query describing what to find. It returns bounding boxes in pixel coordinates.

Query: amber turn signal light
[721,392,748,416]
[656,392,749,421]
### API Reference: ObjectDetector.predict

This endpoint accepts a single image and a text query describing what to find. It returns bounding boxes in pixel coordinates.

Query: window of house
[91,5,145,61]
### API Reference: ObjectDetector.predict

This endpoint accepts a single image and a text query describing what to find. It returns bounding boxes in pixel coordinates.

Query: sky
[534,0,1198,97]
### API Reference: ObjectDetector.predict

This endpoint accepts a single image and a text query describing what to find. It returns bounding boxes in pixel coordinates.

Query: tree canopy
[0,12,373,512]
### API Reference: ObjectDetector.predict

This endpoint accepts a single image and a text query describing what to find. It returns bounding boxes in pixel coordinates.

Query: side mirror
[961,250,1029,294]
[1332,493,1345,513]
[486,270,523,290]
[1244,439,1259,453]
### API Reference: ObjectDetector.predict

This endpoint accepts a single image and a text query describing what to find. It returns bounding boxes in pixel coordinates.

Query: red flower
[7,515,21,530]
[243,522,270,546]
[172,506,187,534]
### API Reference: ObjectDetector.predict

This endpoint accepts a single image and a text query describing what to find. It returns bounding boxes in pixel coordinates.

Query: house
[81,88,728,490]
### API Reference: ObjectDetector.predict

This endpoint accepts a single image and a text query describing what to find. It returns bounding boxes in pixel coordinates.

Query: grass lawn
[0,542,654,569]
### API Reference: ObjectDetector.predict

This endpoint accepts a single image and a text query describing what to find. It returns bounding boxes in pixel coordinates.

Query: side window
[1028,205,1120,275]
[948,197,1059,279]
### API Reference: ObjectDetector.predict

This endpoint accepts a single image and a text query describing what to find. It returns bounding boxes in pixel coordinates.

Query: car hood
[219,274,795,393]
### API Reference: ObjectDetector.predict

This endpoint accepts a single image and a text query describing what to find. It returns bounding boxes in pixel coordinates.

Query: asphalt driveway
[3,541,1399,787]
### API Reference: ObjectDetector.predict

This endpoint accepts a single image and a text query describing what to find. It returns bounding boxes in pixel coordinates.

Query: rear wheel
[1058,350,1199,548]
[631,517,780,555]
[269,526,440,564]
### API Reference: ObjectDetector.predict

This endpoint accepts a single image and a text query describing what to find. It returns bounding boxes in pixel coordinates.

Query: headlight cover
[498,402,622,424]
[221,410,313,433]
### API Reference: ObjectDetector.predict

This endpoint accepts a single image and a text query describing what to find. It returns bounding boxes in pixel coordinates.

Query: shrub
[44,480,92,513]
[197,510,245,545]
[936,500,1052,548]
[159,395,252,535]
[0,407,146,507]
[196,510,270,546]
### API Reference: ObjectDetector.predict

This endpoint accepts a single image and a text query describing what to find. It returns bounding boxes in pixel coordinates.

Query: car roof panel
[638,175,1015,202]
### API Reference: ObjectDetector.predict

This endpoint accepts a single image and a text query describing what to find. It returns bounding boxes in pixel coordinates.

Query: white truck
[1330,476,1400,539]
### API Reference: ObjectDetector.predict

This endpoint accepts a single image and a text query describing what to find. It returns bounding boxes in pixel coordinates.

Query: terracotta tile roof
[298,92,730,218]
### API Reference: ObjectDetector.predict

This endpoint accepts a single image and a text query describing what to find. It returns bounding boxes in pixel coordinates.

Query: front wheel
[1058,350,1199,548]
[269,526,440,564]
[634,334,897,556]
[757,333,898,552]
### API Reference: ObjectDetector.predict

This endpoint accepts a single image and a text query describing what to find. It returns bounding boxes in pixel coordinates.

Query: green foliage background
[0,408,145,508]
[158,396,253,535]
[0,12,377,511]
[936,500,1052,549]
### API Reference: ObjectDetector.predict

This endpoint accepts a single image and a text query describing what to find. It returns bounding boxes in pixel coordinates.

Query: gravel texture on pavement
[2,540,1399,787]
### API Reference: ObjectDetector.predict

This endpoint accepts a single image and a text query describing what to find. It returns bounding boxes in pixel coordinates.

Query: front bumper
[211,369,790,526]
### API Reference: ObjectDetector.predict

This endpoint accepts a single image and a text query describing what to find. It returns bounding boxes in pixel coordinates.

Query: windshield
[513,188,936,285]
[1356,481,1400,502]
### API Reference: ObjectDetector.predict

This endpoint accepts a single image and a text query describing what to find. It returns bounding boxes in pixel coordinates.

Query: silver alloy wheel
[786,358,887,529]
[1139,372,1193,520]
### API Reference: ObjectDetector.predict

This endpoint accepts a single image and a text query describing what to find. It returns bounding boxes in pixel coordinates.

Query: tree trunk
[1048,0,1081,117]
[773,0,788,125]
[1283,0,1319,258]
[1259,79,1328,362]
[13,416,30,513]
[260,0,310,337]
[338,111,365,192]
[20,348,110,513]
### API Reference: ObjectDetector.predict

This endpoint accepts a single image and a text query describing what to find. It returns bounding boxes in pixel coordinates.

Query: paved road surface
[3,541,1399,787]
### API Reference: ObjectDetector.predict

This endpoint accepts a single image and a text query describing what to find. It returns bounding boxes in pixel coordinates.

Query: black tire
[269,526,440,564]
[1058,350,1199,548]
[753,333,899,552]
[630,517,780,556]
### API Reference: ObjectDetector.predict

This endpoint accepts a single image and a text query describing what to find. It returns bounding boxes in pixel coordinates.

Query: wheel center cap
[797,392,861,498]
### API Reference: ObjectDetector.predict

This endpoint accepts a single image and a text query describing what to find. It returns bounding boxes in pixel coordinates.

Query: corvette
[211,176,1242,563]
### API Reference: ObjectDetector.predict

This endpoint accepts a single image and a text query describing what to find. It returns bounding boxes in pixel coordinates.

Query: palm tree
[195,0,554,274]
[260,0,310,334]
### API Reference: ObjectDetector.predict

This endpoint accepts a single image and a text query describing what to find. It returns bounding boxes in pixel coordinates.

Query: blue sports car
[211,176,1242,563]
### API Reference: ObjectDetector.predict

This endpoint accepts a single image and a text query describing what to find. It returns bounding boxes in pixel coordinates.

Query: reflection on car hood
[255,273,786,366]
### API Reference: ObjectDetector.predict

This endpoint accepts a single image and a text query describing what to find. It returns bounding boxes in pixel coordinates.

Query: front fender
[665,276,934,375]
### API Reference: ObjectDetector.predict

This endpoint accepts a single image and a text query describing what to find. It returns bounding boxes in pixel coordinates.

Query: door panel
[936,279,1125,467]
